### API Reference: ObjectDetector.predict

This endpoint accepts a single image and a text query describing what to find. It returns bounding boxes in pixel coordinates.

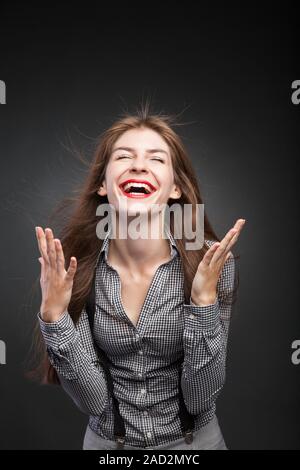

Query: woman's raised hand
[191,218,246,306]
[35,227,77,322]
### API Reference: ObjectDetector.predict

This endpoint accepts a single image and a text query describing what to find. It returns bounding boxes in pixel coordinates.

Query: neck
[107,213,171,275]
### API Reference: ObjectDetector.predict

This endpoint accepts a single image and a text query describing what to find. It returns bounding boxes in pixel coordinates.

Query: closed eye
[116,155,165,163]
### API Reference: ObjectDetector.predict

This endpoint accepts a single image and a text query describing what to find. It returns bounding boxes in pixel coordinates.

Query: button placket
[144,427,155,447]
[138,262,174,338]
[134,262,170,336]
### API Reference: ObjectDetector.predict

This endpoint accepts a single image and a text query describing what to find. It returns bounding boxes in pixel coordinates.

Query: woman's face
[98,128,181,215]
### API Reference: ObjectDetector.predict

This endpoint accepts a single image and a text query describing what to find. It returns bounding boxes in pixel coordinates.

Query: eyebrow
[112,146,169,156]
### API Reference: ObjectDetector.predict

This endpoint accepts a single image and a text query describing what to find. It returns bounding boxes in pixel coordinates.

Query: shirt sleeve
[181,242,236,415]
[38,305,109,416]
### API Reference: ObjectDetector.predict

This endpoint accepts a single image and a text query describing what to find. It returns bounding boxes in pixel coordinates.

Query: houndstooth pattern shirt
[38,227,235,448]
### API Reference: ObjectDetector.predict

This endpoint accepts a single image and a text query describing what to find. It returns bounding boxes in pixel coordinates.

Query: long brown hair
[28,104,239,385]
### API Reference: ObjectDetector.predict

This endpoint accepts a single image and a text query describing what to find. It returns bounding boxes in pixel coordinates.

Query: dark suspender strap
[178,363,195,444]
[85,270,126,448]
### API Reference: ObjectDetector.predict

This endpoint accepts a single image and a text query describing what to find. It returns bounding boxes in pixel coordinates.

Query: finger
[224,230,240,253]
[45,228,57,268]
[201,242,220,266]
[223,219,246,254]
[65,257,77,282]
[211,219,245,265]
[233,218,246,231]
[35,227,50,264]
[54,239,65,275]
[211,228,238,265]
[38,256,45,281]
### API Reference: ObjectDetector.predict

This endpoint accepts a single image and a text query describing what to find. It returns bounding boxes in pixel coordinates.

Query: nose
[129,157,149,174]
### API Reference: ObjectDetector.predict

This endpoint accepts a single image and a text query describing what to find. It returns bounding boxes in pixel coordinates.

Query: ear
[97,181,107,196]
[169,184,182,200]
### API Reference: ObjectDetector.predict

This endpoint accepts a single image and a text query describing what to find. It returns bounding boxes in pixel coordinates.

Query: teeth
[122,182,153,194]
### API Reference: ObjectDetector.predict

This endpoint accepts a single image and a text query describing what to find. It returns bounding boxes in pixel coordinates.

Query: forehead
[112,128,170,154]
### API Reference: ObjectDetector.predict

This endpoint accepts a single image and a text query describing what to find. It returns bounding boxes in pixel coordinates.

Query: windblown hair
[28,103,239,385]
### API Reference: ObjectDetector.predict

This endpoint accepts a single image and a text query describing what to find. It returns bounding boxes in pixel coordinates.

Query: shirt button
[146,432,152,438]
[189,314,196,320]
[138,349,143,355]
[140,388,146,395]
[143,410,148,416]
[137,372,143,378]
[52,333,58,337]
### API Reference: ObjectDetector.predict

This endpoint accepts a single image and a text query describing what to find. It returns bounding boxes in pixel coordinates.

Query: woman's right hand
[35,227,77,323]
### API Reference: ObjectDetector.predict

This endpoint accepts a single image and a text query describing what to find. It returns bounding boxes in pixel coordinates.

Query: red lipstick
[119,179,157,198]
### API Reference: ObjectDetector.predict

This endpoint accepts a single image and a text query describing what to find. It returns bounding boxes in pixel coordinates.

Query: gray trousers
[83,414,227,450]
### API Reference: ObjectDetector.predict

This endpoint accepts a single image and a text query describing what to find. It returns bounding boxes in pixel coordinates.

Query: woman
[34,107,245,450]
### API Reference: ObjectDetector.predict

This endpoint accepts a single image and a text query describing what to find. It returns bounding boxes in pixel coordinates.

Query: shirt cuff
[37,310,76,350]
[183,296,220,331]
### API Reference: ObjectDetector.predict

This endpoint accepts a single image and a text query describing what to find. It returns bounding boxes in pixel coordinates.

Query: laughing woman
[33,107,245,450]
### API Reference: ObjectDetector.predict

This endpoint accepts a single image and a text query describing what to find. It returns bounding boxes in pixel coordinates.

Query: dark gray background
[0,3,299,449]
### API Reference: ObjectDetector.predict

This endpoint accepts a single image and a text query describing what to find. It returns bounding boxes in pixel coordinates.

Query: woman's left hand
[190,218,246,306]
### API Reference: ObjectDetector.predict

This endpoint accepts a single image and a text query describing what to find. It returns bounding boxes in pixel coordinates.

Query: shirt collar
[99,224,178,263]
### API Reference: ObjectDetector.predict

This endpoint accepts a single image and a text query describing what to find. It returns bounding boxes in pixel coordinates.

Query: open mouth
[119,179,157,198]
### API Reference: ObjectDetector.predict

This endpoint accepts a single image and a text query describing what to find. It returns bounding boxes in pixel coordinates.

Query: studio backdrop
[0,3,299,450]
